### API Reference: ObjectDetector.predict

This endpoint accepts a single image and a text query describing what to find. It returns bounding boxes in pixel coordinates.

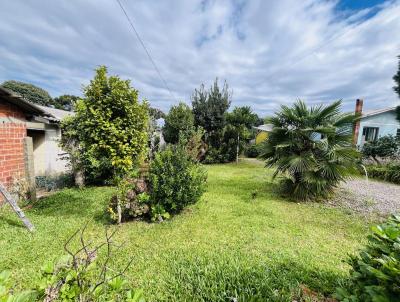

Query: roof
[362,107,397,118]
[37,105,74,121]
[0,87,74,122]
[253,124,274,132]
[0,86,46,115]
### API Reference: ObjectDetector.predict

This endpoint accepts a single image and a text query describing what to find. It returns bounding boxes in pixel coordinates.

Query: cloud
[0,0,399,115]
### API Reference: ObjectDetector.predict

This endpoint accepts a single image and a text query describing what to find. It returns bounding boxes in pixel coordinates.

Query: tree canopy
[394,55,400,122]
[162,102,194,144]
[61,66,149,184]
[2,80,53,106]
[53,94,79,111]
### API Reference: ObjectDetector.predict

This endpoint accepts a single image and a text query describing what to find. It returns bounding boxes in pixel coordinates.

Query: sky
[0,0,399,116]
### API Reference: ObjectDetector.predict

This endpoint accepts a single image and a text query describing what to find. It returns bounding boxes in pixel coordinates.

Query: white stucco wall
[42,124,69,176]
[357,110,400,146]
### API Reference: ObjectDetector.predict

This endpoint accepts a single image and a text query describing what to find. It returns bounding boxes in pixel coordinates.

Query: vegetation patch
[0,161,370,301]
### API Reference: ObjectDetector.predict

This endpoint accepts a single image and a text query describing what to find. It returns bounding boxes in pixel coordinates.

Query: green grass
[0,160,370,301]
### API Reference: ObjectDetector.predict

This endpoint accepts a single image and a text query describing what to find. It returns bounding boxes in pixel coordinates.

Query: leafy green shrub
[362,135,400,163]
[335,215,400,302]
[162,102,194,144]
[366,163,400,184]
[259,100,360,200]
[246,144,260,158]
[148,146,207,221]
[61,66,149,185]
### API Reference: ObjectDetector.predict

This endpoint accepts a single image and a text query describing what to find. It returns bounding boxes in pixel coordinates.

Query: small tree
[259,100,360,200]
[226,106,259,163]
[362,135,400,163]
[162,102,194,144]
[61,66,149,185]
[192,79,231,162]
[53,94,79,111]
[2,80,53,106]
[393,55,400,122]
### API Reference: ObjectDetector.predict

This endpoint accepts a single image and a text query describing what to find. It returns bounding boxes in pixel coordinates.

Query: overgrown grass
[0,160,370,301]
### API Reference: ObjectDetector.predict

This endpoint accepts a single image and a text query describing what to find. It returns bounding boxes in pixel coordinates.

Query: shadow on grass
[0,213,26,229]
[163,252,343,301]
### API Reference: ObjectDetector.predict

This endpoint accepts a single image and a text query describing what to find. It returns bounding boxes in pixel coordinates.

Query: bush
[148,146,207,221]
[362,135,400,163]
[61,66,149,185]
[335,215,400,301]
[245,144,260,158]
[366,163,400,184]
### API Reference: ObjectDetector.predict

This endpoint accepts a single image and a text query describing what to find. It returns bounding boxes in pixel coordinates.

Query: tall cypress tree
[393,55,400,122]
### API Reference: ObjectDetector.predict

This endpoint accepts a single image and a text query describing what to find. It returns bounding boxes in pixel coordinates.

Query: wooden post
[0,182,34,232]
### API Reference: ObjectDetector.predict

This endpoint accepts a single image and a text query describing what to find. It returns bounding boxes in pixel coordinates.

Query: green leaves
[61,66,149,184]
[148,146,207,221]
[336,215,400,302]
[259,99,360,200]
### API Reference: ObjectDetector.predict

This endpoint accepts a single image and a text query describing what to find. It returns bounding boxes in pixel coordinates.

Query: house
[353,99,400,147]
[0,87,72,198]
[253,124,273,144]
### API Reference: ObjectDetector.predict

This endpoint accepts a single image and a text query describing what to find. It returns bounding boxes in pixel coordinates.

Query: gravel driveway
[328,178,400,217]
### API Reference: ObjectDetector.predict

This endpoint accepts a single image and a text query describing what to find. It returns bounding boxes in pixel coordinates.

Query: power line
[115,0,177,101]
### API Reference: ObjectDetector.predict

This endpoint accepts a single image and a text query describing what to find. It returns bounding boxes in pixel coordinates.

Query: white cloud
[0,0,399,115]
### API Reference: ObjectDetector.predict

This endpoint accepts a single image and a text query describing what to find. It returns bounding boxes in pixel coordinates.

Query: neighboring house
[353,99,400,147]
[0,87,72,194]
[253,124,273,144]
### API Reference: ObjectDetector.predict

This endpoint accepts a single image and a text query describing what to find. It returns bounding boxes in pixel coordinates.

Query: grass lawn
[0,160,370,301]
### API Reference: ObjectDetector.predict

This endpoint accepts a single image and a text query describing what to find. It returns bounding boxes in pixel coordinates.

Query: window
[362,127,379,142]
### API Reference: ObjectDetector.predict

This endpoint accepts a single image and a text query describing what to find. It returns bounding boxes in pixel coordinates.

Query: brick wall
[0,102,27,189]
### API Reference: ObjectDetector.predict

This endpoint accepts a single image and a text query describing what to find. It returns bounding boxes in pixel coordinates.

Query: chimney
[353,99,363,145]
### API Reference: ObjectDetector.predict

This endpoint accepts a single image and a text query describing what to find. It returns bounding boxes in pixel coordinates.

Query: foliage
[148,107,165,120]
[0,225,144,302]
[35,173,74,191]
[245,144,261,158]
[178,127,206,162]
[0,270,38,301]
[162,102,194,144]
[2,80,53,106]
[362,135,400,163]
[335,215,400,302]
[60,66,149,184]
[148,146,207,221]
[259,100,360,200]
[192,78,231,161]
[225,106,260,162]
[394,55,400,99]
[53,94,79,111]
[366,163,400,184]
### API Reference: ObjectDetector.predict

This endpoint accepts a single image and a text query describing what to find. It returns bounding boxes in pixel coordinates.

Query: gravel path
[329,179,400,217]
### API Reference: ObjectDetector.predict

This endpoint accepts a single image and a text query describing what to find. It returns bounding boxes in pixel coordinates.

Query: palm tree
[259,100,360,200]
